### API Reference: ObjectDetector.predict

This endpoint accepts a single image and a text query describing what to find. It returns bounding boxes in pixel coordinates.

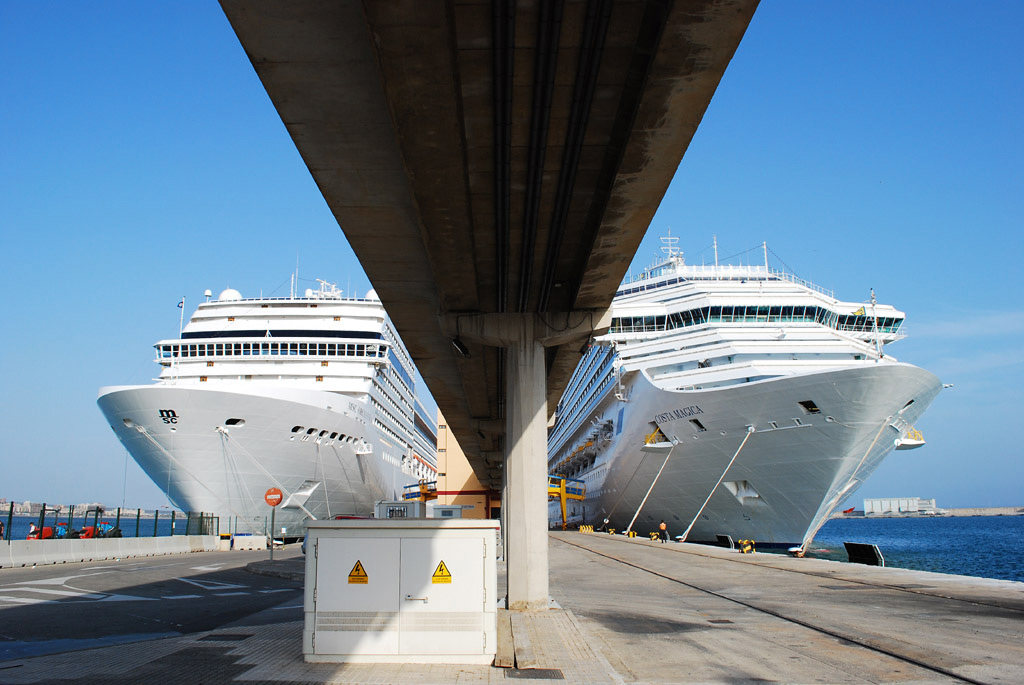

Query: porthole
[307,428,317,435]
[122,418,135,428]
[330,432,338,439]
[291,426,304,433]
[319,430,328,437]
[225,418,245,427]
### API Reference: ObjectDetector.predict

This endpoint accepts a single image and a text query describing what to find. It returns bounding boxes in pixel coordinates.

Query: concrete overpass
[220,0,758,609]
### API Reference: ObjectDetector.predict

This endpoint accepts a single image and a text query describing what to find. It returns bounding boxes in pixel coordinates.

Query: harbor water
[810,514,1024,583]
[3,513,194,540]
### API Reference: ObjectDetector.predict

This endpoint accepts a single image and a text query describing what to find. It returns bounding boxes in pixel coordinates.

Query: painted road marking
[13,572,110,586]
[4,588,106,599]
[190,563,226,572]
[176,578,247,591]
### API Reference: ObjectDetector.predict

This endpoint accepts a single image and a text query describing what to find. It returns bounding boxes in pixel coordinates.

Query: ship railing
[836,322,906,335]
[204,295,376,303]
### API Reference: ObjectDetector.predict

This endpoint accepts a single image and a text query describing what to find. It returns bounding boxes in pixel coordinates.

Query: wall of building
[945,507,1023,517]
[863,497,937,514]
[436,411,500,519]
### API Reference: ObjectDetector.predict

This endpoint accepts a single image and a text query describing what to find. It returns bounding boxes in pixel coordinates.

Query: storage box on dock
[303,518,499,664]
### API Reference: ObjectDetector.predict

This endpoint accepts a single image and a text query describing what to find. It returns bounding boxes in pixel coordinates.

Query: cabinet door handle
[404,594,429,603]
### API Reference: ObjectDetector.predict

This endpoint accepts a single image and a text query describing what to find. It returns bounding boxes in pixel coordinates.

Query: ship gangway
[402,479,439,502]
[548,475,586,530]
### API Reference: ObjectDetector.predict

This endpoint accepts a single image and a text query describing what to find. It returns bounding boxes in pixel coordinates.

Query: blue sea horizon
[810,514,1024,583]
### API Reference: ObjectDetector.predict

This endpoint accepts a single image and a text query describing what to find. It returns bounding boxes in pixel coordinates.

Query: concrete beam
[445,310,611,349]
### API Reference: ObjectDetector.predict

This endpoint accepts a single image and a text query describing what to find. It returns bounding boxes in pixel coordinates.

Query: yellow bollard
[649,532,659,540]
[608,528,616,535]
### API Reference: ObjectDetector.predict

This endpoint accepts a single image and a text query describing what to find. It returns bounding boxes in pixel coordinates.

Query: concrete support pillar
[504,335,549,610]
[444,309,611,610]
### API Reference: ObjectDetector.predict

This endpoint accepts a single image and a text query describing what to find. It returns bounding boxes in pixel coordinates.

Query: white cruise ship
[548,239,942,551]
[97,279,435,536]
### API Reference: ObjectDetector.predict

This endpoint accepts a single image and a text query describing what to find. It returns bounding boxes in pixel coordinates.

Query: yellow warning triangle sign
[348,560,368,584]
[431,560,452,584]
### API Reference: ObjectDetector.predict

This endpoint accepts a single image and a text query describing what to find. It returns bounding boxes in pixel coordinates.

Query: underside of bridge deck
[220,0,756,526]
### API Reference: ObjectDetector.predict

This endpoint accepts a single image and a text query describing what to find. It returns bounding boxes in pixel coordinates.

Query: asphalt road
[0,548,303,661]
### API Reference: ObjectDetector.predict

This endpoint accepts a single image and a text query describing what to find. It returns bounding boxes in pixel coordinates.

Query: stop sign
[264,487,283,507]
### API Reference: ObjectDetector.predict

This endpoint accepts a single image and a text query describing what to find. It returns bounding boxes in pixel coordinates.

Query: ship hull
[551,363,941,547]
[97,384,416,535]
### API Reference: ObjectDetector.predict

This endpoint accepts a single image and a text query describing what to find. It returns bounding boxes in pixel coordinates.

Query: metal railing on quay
[1,501,218,541]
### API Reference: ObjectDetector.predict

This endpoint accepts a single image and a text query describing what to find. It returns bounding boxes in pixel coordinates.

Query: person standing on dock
[659,520,668,543]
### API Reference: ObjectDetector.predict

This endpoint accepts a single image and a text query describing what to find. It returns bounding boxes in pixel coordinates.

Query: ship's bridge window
[798,400,821,414]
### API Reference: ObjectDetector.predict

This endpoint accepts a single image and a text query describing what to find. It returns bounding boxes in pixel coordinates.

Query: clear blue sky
[2,2,1021,510]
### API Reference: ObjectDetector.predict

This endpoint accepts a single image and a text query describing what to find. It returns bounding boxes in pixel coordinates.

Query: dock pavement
[1,531,1022,683]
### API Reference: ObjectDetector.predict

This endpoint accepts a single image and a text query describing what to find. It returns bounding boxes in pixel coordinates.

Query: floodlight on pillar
[450,337,471,358]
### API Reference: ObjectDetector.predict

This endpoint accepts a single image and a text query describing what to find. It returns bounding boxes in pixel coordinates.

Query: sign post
[265,487,283,560]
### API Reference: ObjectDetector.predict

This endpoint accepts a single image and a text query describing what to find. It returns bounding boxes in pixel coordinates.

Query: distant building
[863,497,943,515]
[435,412,501,519]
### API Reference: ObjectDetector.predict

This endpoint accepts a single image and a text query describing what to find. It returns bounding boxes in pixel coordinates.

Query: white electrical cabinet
[303,519,499,664]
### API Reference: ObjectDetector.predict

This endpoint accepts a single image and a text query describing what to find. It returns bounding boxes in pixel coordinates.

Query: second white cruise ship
[548,238,942,551]
[97,279,436,536]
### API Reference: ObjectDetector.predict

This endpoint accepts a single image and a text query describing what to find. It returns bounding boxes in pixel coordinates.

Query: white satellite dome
[365,288,380,301]
[218,288,243,301]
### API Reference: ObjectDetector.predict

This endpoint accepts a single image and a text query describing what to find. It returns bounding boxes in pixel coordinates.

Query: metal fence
[1,502,218,541]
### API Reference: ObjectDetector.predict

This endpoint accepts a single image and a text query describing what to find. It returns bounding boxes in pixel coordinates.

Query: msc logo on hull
[159,409,179,424]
